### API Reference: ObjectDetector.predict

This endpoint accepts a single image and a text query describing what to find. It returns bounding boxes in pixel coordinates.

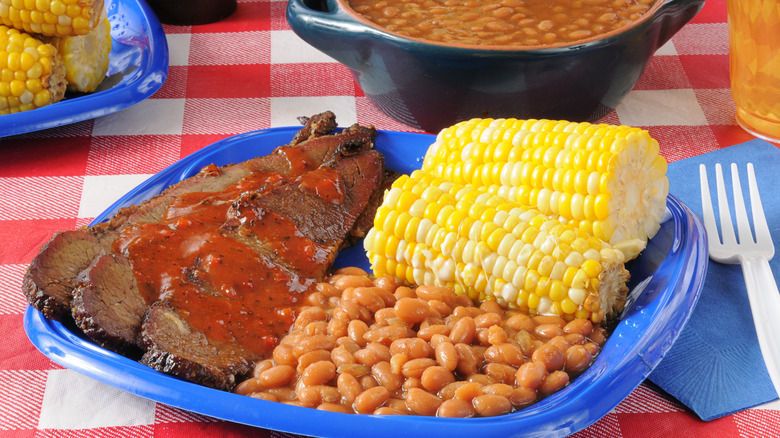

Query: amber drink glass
[728,0,780,143]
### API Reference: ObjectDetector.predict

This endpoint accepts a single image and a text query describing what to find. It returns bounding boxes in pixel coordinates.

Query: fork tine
[747,163,775,256]
[715,163,738,247]
[730,163,755,246]
[699,164,721,246]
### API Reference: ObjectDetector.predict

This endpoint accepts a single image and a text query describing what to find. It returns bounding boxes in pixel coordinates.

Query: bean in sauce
[234,268,609,416]
[346,0,657,46]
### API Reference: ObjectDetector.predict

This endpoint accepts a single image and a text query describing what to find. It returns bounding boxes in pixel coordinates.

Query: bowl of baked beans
[286,0,704,133]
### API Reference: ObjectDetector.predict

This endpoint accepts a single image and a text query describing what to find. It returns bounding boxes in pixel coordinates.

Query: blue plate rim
[1,0,168,137]
[23,127,708,438]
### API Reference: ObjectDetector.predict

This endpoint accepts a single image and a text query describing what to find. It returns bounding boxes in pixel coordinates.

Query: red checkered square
[710,124,758,149]
[734,408,780,437]
[613,384,685,414]
[691,0,727,23]
[694,88,737,126]
[572,412,622,438]
[189,32,271,66]
[75,217,94,228]
[596,110,621,126]
[0,369,47,429]
[191,0,271,33]
[153,420,266,437]
[153,65,189,99]
[161,23,192,35]
[183,98,271,134]
[271,64,354,97]
[672,23,728,56]
[650,125,720,162]
[0,219,79,264]
[271,0,289,30]
[180,134,234,159]
[634,55,692,90]
[187,64,271,98]
[0,429,35,437]
[34,425,154,437]
[154,403,215,424]
[86,135,181,175]
[0,136,90,178]
[679,54,730,89]
[0,265,29,314]
[0,177,82,221]
[617,412,740,438]
[0,314,55,370]
[154,405,266,437]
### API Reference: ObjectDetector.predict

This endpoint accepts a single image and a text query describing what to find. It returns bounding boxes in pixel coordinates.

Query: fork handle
[741,256,780,398]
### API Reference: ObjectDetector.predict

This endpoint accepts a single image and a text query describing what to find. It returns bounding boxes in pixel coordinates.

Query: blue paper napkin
[647,139,780,421]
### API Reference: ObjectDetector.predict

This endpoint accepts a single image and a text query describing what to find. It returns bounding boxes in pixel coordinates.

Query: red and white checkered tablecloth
[1,0,779,435]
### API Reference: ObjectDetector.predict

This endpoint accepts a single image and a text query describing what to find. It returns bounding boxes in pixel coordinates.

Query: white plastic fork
[700,163,780,397]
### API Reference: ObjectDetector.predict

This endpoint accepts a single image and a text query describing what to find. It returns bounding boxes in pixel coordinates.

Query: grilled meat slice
[22,112,394,391]
[23,112,373,321]
[70,254,147,358]
[24,230,107,320]
[139,149,388,389]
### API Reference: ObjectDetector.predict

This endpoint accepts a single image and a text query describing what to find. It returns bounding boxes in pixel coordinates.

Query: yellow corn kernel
[0,25,65,114]
[422,117,670,260]
[365,171,630,322]
[1,0,103,37]
[44,15,110,92]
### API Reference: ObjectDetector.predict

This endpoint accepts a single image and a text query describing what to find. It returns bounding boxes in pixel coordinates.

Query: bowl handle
[286,0,375,47]
[651,0,705,48]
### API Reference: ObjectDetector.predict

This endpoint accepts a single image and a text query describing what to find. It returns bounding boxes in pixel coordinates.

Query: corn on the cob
[0,25,66,114]
[0,0,104,38]
[364,170,630,323]
[45,14,110,92]
[422,118,669,260]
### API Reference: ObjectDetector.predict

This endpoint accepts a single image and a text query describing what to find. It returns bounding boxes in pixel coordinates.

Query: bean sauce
[234,268,609,417]
[345,0,657,46]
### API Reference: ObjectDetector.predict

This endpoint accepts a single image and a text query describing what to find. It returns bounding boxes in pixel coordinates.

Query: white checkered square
[270,96,357,127]
[38,369,155,429]
[270,30,338,64]
[79,174,153,219]
[167,33,192,67]
[654,39,678,56]
[616,89,708,127]
[92,99,186,136]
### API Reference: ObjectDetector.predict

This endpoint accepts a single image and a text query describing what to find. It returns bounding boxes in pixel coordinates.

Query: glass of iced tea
[727,0,780,143]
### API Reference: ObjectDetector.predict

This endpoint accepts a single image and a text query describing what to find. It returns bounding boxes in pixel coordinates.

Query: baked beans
[345,0,657,46]
[233,268,608,417]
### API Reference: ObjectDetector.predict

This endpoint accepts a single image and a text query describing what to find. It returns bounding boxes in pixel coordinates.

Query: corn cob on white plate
[0,0,167,137]
[24,128,707,438]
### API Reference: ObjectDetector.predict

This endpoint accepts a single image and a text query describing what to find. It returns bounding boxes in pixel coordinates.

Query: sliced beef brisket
[22,112,393,390]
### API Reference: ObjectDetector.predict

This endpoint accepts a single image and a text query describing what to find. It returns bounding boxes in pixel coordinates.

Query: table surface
[1,0,779,436]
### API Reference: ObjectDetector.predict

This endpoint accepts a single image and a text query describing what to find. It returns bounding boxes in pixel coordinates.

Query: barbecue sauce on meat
[113,161,345,356]
[298,167,345,204]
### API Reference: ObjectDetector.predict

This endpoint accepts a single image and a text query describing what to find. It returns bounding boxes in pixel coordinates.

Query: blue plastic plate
[24,128,707,438]
[1,0,168,137]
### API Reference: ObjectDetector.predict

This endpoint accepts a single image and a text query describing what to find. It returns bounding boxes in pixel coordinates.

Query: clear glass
[728,0,780,143]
